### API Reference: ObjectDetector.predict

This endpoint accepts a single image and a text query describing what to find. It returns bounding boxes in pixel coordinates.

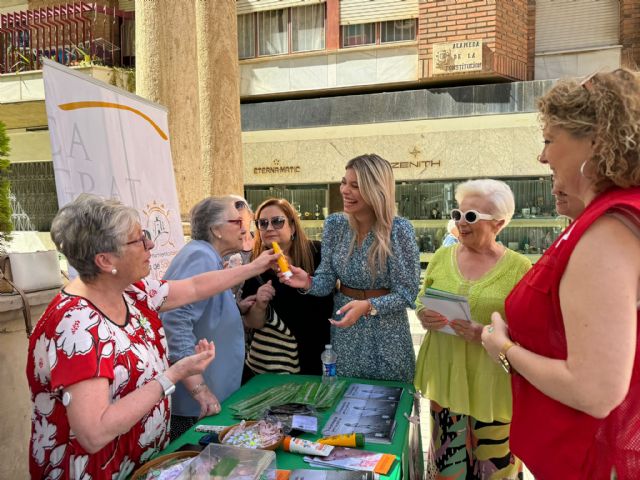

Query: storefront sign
[391,160,441,169]
[433,40,483,74]
[253,159,301,174]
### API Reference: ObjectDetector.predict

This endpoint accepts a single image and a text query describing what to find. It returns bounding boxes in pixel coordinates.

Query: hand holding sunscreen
[272,241,292,279]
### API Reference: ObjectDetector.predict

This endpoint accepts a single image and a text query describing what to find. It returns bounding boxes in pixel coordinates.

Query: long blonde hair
[345,154,396,281]
[252,198,316,274]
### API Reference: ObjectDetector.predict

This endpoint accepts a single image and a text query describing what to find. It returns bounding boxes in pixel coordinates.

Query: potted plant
[0,121,13,253]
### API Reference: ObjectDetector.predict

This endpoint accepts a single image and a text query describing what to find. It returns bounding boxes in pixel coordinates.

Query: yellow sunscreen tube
[282,436,334,456]
[317,432,365,448]
[272,241,292,278]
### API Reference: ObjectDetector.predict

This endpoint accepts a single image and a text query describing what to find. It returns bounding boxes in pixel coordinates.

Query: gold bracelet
[498,340,517,374]
[190,382,207,396]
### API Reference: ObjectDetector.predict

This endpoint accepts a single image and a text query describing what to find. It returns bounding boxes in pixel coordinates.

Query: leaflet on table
[333,398,398,418]
[343,383,403,402]
[276,469,376,479]
[321,412,396,444]
[418,287,471,336]
[303,447,395,475]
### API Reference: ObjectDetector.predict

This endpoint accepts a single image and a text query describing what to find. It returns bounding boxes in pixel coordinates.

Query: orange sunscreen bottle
[318,432,365,448]
[272,242,292,279]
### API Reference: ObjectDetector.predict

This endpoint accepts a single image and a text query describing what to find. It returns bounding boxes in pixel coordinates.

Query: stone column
[195,0,244,196]
[136,0,243,218]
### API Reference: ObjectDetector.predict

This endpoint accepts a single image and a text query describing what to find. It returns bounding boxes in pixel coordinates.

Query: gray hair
[50,193,139,281]
[455,179,515,231]
[190,196,235,242]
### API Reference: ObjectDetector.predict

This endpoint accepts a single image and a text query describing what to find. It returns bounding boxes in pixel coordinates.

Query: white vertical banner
[42,59,184,279]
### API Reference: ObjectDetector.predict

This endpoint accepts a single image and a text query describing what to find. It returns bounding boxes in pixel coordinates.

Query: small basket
[218,421,283,451]
[130,451,199,480]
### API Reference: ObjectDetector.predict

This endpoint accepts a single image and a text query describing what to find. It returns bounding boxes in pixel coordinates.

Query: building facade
[1,0,639,260]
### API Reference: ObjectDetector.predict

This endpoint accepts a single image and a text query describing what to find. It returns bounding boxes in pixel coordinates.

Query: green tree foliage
[0,121,13,251]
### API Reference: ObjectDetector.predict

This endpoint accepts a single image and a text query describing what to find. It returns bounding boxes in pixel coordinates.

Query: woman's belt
[339,284,390,300]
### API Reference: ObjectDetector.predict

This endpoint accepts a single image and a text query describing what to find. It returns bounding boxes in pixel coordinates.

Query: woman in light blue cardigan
[161,196,264,440]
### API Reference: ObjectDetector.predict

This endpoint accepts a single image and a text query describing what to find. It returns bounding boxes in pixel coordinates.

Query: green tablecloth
[162,374,421,479]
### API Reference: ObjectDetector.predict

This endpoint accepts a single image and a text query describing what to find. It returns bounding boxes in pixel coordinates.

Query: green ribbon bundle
[230,381,347,419]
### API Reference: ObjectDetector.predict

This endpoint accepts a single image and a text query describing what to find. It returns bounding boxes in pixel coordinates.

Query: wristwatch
[498,340,517,374]
[367,299,378,317]
[154,373,176,398]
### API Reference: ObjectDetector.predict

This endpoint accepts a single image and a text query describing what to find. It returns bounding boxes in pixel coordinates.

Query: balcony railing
[0,2,133,74]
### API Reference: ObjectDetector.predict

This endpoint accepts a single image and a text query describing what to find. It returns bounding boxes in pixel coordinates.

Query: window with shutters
[237,14,255,59]
[381,19,416,44]
[237,4,326,59]
[258,9,289,56]
[341,19,416,48]
[341,23,376,47]
[292,4,326,52]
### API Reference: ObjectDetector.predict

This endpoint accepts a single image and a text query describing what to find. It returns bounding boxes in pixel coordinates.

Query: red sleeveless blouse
[506,187,640,480]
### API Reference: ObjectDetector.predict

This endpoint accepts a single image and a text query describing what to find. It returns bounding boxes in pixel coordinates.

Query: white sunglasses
[450,209,496,224]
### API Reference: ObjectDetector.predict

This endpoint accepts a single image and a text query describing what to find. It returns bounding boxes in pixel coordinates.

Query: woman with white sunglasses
[414,179,531,479]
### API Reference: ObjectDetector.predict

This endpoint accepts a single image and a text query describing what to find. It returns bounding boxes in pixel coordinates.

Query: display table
[162,374,423,479]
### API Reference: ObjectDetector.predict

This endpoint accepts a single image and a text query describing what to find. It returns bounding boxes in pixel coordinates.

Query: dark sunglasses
[234,200,248,210]
[450,209,496,224]
[255,216,287,231]
[125,229,153,250]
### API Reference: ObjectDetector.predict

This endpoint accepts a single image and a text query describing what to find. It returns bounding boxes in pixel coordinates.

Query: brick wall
[494,0,528,80]
[526,0,535,81]
[418,0,528,81]
[620,0,640,70]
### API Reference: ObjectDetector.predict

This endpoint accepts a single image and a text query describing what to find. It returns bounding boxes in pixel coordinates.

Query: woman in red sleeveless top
[481,68,640,479]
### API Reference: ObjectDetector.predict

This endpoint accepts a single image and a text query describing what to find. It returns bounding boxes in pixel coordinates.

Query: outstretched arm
[162,249,278,312]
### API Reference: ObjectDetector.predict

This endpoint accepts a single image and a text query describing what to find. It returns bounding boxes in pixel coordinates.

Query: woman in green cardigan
[414,179,531,479]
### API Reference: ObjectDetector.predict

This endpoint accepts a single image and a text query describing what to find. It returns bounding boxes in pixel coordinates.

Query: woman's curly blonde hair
[537,68,640,193]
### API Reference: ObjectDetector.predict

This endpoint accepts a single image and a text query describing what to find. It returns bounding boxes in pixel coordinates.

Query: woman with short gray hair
[27,194,277,479]
[413,179,530,478]
[161,195,260,440]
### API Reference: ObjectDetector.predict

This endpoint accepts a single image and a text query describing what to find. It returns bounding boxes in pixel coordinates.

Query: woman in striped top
[241,198,333,380]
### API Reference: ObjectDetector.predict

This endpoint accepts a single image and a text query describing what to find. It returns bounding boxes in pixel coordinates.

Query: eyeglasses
[255,216,287,231]
[227,218,244,227]
[450,209,496,224]
[125,230,153,250]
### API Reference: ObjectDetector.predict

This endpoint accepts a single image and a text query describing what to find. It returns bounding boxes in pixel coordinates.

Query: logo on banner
[142,201,180,279]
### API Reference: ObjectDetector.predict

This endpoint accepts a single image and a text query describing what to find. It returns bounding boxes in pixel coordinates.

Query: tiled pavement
[407,309,534,479]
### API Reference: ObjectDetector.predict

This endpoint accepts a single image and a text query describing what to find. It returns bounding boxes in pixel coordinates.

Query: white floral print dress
[27,279,170,480]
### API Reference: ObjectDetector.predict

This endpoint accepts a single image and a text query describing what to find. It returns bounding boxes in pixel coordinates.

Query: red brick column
[326,0,340,51]
[418,0,529,81]
[494,0,528,80]
[526,0,535,80]
[620,0,640,70]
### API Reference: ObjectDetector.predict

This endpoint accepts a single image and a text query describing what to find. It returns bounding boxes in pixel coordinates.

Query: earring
[580,160,588,177]
[218,234,222,239]
[111,268,118,275]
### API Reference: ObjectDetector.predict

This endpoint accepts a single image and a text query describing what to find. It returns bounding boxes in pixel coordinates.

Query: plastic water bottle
[321,344,337,383]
